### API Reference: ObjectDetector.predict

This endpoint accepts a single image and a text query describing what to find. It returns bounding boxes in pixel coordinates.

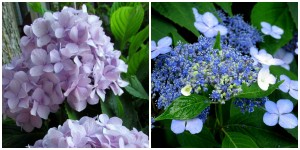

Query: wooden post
[2,2,21,64]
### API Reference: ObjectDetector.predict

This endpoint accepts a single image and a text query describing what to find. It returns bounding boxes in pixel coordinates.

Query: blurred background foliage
[2,2,149,147]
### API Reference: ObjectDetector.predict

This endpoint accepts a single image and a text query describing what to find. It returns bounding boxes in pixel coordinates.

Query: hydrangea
[274,49,294,70]
[261,21,284,39]
[151,36,172,59]
[29,114,149,148]
[3,6,128,132]
[263,100,297,129]
[234,97,268,113]
[152,36,260,109]
[217,11,262,54]
[278,75,298,100]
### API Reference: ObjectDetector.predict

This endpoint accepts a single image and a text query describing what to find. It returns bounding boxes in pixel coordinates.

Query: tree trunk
[2,2,21,64]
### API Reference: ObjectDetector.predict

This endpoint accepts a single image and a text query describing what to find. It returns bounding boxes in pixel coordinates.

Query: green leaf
[269,65,298,80]
[152,2,200,37]
[28,2,47,15]
[228,106,297,147]
[286,128,298,140]
[110,2,141,14]
[64,102,78,120]
[222,131,258,148]
[151,16,187,43]
[119,98,141,129]
[3,118,45,148]
[127,45,148,75]
[251,2,295,54]
[214,2,233,16]
[287,3,298,29]
[213,32,221,50]
[128,25,149,57]
[155,94,210,121]
[125,75,148,100]
[177,127,219,148]
[107,92,124,118]
[236,81,284,99]
[110,6,144,50]
[100,98,114,117]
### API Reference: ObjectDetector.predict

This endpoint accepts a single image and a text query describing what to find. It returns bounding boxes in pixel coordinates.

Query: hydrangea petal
[289,89,298,100]
[261,22,271,35]
[31,49,47,65]
[171,120,185,134]
[30,65,44,76]
[157,36,172,47]
[277,99,293,114]
[279,113,298,129]
[279,75,290,93]
[213,25,228,35]
[194,22,209,33]
[202,12,218,28]
[265,100,278,114]
[263,112,278,126]
[185,118,203,134]
[272,25,284,35]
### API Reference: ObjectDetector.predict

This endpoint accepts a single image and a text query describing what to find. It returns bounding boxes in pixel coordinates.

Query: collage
[1,1,299,149]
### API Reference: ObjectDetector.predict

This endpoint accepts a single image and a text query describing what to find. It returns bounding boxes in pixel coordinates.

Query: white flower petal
[266,73,276,85]
[258,67,271,91]
[185,118,203,134]
[202,12,218,28]
[277,99,293,114]
[279,113,298,129]
[181,85,192,96]
[263,112,279,126]
[157,36,172,48]
[265,100,279,114]
[171,120,186,134]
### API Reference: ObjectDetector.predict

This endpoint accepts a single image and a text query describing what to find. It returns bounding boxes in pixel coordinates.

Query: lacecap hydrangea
[217,11,262,54]
[152,36,261,109]
[3,6,128,132]
[29,114,149,148]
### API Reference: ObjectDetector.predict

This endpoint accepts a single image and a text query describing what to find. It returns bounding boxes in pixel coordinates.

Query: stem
[218,104,223,126]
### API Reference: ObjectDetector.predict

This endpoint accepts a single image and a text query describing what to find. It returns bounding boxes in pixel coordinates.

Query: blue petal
[185,118,203,134]
[171,120,185,134]
[279,113,298,129]
[265,100,278,114]
[263,112,278,126]
[277,99,293,114]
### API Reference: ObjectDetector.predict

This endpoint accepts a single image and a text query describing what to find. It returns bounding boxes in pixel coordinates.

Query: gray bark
[2,2,21,64]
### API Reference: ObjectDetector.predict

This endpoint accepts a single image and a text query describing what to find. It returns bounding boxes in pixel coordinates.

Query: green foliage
[152,3,200,37]
[64,102,78,120]
[28,2,47,15]
[127,45,148,75]
[155,94,210,121]
[213,32,221,50]
[222,132,258,148]
[125,75,148,100]
[110,6,144,50]
[177,127,219,148]
[214,2,233,16]
[251,2,295,54]
[236,81,283,99]
[270,65,298,80]
[287,3,298,29]
[128,25,149,57]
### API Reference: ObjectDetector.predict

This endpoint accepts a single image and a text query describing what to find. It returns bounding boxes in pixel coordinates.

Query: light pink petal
[32,19,48,37]
[43,64,54,72]
[50,50,61,63]
[31,115,43,128]
[37,35,51,47]
[55,28,65,38]
[54,63,64,73]
[30,66,44,76]
[69,26,78,42]
[37,105,50,119]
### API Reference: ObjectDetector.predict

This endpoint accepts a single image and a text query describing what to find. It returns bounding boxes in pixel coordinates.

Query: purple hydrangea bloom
[29,114,149,148]
[3,6,128,132]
